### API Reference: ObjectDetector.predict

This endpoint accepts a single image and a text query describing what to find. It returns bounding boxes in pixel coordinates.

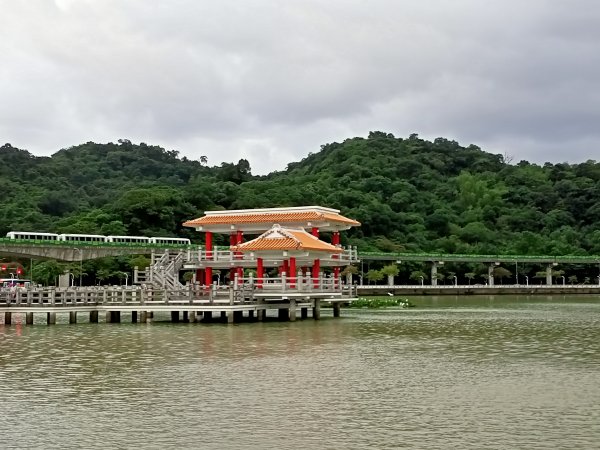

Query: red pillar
[236,231,244,282]
[195,269,204,286]
[332,231,340,287]
[332,231,340,246]
[205,231,213,258]
[312,259,320,288]
[257,258,264,288]
[282,260,289,277]
[311,227,319,237]
[205,231,213,288]
[289,257,296,288]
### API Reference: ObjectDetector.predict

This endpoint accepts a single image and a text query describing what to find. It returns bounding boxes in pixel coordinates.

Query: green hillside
[2,132,600,258]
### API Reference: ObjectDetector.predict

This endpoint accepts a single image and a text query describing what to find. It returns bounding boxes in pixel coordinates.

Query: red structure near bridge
[183,205,360,289]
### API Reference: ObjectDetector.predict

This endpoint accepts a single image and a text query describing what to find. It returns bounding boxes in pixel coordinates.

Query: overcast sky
[1,0,599,174]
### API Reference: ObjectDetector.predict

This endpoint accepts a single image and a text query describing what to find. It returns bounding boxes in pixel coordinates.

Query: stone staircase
[134,250,185,289]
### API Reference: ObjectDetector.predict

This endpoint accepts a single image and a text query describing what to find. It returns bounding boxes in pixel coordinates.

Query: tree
[465,272,476,285]
[493,267,512,284]
[340,265,358,284]
[366,269,383,285]
[380,264,400,285]
[568,275,578,285]
[32,260,66,286]
[409,270,426,284]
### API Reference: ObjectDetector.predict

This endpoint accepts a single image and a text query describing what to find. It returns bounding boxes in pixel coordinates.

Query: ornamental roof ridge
[203,205,341,216]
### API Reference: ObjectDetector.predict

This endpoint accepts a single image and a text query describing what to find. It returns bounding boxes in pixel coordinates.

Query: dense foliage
[2,132,600,284]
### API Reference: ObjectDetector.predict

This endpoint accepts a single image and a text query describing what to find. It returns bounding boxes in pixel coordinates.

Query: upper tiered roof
[232,225,342,254]
[183,206,360,234]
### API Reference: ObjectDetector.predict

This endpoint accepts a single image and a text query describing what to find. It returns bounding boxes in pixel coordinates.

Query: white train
[5,232,191,246]
[6,232,59,241]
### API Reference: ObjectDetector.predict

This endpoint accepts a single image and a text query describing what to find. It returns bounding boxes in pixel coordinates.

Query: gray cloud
[1,0,599,174]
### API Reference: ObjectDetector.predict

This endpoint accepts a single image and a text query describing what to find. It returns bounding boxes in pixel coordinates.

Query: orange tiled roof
[232,225,343,253]
[183,210,360,227]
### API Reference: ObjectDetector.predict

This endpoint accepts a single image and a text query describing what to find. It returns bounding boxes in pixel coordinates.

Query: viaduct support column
[431,262,438,287]
[546,264,554,286]
[488,265,495,287]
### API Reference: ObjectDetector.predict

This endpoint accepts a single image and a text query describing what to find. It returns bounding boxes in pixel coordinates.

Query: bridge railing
[0,279,357,308]
[185,246,359,265]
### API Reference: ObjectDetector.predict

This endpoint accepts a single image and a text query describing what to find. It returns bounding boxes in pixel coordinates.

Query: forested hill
[1,133,600,255]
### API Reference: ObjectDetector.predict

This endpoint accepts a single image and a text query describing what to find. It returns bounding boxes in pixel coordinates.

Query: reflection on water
[1,296,599,449]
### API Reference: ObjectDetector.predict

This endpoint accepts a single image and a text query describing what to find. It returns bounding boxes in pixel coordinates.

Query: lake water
[1,295,599,449]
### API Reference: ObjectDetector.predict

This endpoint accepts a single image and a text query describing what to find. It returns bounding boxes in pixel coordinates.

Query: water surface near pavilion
[1,295,599,449]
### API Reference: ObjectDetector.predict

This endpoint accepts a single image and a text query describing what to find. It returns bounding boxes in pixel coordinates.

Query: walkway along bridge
[0,273,357,326]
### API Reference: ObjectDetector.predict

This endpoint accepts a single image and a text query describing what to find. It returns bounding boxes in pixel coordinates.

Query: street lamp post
[561,275,565,286]
[453,275,457,287]
[69,273,75,287]
[525,275,529,286]
[121,272,129,287]
[419,276,424,286]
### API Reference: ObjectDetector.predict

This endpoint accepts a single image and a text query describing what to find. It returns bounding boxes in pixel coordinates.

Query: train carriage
[58,234,106,243]
[148,237,191,245]
[105,236,150,244]
[6,232,59,241]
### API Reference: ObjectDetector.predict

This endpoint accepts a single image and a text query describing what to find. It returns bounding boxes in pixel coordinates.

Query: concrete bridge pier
[140,311,148,323]
[546,264,554,285]
[257,309,265,321]
[26,312,34,325]
[333,302,341,318]
[488,264,495,287]
[69,312,77,324]
[47,313,56,325]
[4,312,12,325]
[431,262,438,286]
[313,299,321,320]
[227,310,235,324]
[90,311,99,323]
[289,299,297,322]
[106,311,121,323]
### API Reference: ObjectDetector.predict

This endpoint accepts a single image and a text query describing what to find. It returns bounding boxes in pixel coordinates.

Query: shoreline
[357,286,600,296]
